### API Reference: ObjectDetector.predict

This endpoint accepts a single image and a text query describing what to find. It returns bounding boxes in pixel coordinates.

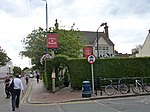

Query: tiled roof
[82,31,114,46]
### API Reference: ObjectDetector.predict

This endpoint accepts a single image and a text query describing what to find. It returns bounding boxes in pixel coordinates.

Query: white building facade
[0,61,13,77]
[133,30,150,57]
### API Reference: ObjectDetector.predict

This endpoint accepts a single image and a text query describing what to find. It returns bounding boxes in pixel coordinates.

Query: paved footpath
[26,79,150,104]
[27,80,82,104]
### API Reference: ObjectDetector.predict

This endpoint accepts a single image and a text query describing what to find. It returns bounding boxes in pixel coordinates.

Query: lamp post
[42,0,48,54]
[42,0,56,93]
[96,23,105,58]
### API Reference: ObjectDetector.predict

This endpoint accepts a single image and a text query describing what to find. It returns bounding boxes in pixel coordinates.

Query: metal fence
[94,77,150,96]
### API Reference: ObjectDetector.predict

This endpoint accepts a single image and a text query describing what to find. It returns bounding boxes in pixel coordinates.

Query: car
[29,74,34,78]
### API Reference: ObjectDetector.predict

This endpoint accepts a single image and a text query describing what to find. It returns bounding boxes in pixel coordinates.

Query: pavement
[26,79,150,104]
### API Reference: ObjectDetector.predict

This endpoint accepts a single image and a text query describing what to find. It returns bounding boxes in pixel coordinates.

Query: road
[1,79,150,112]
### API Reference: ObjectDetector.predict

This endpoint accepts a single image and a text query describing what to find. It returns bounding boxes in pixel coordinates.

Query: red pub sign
[83,46,93,57]
[47,33,58,48]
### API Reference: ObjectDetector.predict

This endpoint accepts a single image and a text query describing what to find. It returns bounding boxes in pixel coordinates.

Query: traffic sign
[87,54,96,64]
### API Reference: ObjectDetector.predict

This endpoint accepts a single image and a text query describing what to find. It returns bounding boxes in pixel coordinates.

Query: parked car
[29,74,34,78]
[26,73,34,78]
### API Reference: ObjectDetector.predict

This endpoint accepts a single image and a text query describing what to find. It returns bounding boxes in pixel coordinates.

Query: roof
[82,31,114,46]
[141,30,150,49]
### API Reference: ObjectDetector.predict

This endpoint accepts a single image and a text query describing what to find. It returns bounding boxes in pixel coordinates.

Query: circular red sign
[87,54,96,64]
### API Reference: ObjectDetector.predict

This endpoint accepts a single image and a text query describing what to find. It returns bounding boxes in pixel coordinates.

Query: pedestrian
[11,73,24,111]
[25,75,29,85]
[36,71,40,83]
[4,76,11,98]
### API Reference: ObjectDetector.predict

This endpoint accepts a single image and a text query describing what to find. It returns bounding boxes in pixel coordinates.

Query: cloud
[104,0,150,17]
[0,0,150,68]
[0,0,26,17]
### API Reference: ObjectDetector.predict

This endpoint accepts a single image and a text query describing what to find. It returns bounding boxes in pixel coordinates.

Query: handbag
[8,79,14,93]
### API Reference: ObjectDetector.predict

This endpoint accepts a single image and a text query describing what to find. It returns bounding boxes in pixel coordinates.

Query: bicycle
[132,78,150,94]
[104,78,129,96]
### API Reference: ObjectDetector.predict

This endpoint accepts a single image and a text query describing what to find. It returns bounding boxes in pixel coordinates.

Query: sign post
[46,33,58,93]
[87,54,96,95]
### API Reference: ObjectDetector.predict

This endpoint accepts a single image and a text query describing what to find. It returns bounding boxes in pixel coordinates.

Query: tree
[13,66,21,75]
[54,29,84,57]
[20,27,45,71]
[20,23,85,69]
[0,46,10,66]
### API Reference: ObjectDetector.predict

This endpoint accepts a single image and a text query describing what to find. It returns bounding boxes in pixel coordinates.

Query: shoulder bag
[8,79,14,93]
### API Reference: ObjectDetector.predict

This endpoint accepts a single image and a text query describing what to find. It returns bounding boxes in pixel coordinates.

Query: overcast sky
[0,0,150,69]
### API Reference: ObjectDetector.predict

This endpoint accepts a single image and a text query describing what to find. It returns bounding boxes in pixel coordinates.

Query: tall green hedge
[44,56,150,90]
[67,57,150,89]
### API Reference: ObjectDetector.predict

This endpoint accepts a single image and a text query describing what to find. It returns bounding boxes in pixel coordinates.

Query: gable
[142,33,150,49]
[141,32,150,55]
[99,36,109,45]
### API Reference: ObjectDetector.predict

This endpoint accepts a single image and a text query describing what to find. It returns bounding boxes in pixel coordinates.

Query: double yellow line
[21,81,33,104]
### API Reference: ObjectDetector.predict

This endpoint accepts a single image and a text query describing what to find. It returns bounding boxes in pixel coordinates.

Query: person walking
[11,74,24,111]
[25,75,29,85]
[4,76,11,98]
[36,71,40,83]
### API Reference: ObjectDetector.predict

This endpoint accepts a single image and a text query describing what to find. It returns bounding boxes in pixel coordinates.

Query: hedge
[44,56,150,90]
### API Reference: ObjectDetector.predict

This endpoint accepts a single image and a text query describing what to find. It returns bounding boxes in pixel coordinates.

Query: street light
[96,23,106,58]
[42,0,48,54]
[42,0,55,93]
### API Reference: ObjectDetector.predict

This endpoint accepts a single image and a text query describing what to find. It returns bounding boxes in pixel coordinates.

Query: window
[95,46,97,50]
[102,47,105,50]
[99,47,101,50]
[106,47,109,50]
[98,46,110,57]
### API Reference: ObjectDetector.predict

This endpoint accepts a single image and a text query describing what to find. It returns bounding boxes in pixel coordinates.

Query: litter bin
[82,81,91,97]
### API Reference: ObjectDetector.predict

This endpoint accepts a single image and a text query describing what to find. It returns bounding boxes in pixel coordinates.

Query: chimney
[54,19,59,30]
[104,22,109,38]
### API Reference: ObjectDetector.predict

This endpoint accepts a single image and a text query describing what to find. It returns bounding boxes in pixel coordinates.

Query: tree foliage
[55,29,84,57]
[13,66,21,75]
[20,27,45,70]
[20,24,85,69]
[0,46,10,66]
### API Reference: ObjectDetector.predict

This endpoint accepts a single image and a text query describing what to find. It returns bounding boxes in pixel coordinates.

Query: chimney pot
[104,23,109,38]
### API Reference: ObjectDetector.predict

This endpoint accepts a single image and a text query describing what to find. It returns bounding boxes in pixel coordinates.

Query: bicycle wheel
[119,84,129,94]
[132,84,142,94]
[143,83,150,92]
[104,85,115,96]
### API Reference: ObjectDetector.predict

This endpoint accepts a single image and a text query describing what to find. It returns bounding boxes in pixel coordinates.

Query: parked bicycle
[104,78,129,96]
[132,78,150,94]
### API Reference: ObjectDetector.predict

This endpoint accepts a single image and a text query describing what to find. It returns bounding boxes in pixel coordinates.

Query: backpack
[8,79,14,93]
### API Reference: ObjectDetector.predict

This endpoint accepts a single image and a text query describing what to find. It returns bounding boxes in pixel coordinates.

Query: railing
[94,77,150,96]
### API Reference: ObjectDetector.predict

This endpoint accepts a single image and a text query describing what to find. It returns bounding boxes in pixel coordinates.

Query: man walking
[36,71,40,83]
[11,74,24,111]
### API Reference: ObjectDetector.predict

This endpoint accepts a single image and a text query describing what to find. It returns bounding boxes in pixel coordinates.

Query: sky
[0,0,150,69]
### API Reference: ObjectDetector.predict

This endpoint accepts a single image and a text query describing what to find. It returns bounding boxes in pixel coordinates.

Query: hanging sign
[47,33,58,48]
[83,46,93,57]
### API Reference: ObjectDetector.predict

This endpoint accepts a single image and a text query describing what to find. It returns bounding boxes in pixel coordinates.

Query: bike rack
[95,76,150,96]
